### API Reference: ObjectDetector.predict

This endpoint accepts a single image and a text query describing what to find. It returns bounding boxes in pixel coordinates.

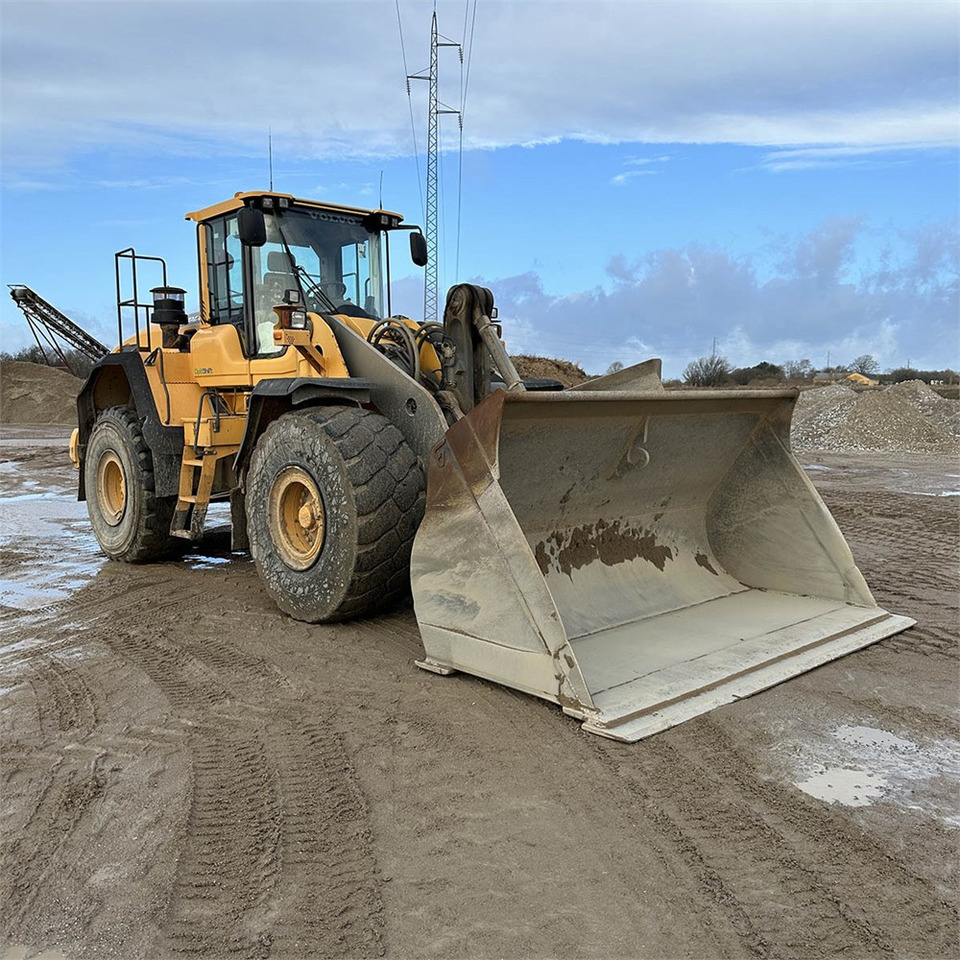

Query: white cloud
[94,175,198,190]
[480,218,959,376]
[760,141,955,173]
[624,156,671,167]
[611,170,657,185]
[2,0,956,176]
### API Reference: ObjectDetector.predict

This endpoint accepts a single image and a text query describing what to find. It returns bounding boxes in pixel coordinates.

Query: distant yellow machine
[70,190,914,740]
[845,372,879,386]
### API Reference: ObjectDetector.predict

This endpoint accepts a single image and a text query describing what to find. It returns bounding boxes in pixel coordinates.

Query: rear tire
[84,406,180,562]
[246,406,425,622]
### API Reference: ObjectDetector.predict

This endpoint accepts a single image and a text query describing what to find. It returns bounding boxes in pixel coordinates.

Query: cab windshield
[252,207,385,351]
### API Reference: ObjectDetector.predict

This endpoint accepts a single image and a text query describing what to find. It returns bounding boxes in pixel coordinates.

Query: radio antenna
[268,129,274,191]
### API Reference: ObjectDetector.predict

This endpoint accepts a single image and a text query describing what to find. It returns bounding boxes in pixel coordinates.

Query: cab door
[189,212,252,387]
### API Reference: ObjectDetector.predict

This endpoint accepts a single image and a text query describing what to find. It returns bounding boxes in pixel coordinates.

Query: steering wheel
[320,281,347,304]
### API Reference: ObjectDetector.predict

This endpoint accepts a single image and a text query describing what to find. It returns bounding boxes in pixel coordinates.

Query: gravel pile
[512,355,588,386]
[0,361,81,424]
[792,382,960,454]
[791,385,858,450]
[888,380,960,436]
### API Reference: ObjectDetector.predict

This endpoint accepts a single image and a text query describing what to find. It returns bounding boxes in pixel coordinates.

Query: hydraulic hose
[474,313,525,392]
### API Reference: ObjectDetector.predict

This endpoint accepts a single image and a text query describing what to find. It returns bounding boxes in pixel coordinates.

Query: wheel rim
[268,466,326,571]
[96,451,127,526]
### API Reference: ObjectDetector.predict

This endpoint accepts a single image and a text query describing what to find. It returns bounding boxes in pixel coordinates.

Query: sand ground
[1,429,957,959]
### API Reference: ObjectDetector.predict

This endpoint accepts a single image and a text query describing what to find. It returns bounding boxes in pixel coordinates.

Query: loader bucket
[410,387,914,741]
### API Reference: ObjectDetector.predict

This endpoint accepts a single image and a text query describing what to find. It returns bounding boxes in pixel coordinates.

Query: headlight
[290,310,308,329]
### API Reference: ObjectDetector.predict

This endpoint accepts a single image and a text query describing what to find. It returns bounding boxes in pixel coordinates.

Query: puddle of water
[835,724,918,753]
[797,768,887,807]
[789,723,960,822]
[796,725,918,806]
[0,563,105,610]
[0,636,49,658]
[0,495,88,541]
[803,460,960,497]
[1,474,105,612]
[0,577,79,612]
[185,555,233,570]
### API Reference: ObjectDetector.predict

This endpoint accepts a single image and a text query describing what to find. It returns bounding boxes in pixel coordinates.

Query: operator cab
[187,193,419,358]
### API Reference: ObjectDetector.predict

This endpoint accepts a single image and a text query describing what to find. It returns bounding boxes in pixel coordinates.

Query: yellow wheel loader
[71,191,913,741]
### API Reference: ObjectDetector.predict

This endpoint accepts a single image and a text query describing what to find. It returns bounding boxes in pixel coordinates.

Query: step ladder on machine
[171,395,244,540]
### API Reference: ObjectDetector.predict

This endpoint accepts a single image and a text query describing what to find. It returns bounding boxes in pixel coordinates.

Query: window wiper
[273,217,338,314]
[294,264,339,314]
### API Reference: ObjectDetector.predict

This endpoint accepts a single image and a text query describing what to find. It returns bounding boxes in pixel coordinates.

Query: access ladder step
[170,452,219,540]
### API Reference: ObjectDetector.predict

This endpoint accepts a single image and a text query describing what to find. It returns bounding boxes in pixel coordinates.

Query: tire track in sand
[884,624,957,659]
[598,719,958,959]
[158,713,383,959]
[89,604,384,959]
[3,558,384,958]
[0,756,106,941]
[28,654,101,740]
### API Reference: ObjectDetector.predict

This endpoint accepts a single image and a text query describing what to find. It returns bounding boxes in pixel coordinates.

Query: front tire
[84,406,180,562]
[246,406,425,622]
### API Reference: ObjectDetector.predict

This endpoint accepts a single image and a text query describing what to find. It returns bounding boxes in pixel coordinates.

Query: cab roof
[184,191,404,224]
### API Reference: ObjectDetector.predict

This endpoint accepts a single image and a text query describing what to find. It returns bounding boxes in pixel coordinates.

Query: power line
[462,0,478,117]
[396,0,425,221]
[456,120,464,281]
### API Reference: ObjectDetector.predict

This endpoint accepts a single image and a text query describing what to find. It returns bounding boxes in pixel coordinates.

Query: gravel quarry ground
[0,426,958,960]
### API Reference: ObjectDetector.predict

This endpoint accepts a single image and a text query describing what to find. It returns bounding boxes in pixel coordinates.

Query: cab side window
[252,247,291,356]
[205,216,244,326]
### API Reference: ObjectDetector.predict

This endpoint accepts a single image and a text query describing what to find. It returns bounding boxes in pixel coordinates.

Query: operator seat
[321,281,376,319]
[261,251,297,304]
[256,251,296,354]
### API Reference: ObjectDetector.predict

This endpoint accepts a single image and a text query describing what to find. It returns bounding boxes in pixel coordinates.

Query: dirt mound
[888,379,960,436]
[0,361,81,424]
[511,355,588,387]
[792,384,859,449]
[792,382,959,453]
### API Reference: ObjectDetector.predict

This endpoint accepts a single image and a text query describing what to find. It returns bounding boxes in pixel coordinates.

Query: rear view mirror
[238,207,267,247]
[410,231,428,267]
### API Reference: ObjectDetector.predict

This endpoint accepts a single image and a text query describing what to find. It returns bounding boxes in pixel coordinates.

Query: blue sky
[2,0,957,377]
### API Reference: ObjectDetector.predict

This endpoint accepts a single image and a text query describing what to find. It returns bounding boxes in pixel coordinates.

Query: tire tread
[86,406,180,562]
[248,406,425,622]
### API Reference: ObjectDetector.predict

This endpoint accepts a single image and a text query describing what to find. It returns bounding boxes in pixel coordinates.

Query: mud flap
[410,388,914,741]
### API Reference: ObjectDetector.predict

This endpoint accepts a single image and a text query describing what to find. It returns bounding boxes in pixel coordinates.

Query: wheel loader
[71,190,914,741]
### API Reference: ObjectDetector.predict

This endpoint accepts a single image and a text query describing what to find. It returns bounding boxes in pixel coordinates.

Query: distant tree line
[9,341,959,388]
[679,351,958,387]
[884,367,959,385]
[0,344,95,378]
